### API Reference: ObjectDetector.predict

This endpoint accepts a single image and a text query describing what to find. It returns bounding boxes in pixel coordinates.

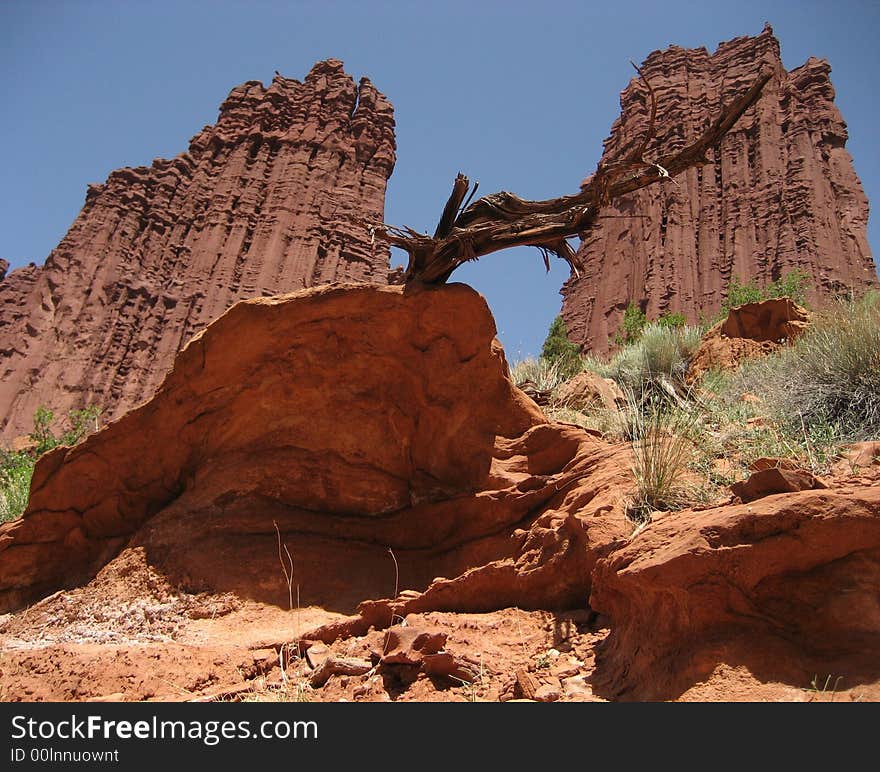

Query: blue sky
[2,0,878,359]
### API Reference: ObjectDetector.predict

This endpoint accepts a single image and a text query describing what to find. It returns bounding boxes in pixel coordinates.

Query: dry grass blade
[625,388,702,527]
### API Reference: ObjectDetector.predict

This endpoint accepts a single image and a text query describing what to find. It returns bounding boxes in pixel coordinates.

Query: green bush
[720,277,764,316]
[765,269,810,305]
[540,316,582,379]
[0,450,35,523]
[615,303,648,345]
[602,322,703,397]
[0,404,102,522]
[719,269,811,319]
[614,304,688,346]
[655,311,687,329]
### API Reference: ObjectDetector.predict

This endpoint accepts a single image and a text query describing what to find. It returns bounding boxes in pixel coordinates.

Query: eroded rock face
[590,487,880,700]
[687,297,809,382]
[1,281,878,702]
[0,283,632,614]
[0,60,396,441]
[562,26,878,354]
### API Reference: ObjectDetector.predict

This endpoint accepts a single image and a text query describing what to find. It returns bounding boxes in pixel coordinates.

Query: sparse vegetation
[0,405,102,522]
[602,322,702,398]
[510,280,878,525]
[614,303,688,347]
[718,269,811,319]
[728,292,880,443]
[510,356,569,396]
[540,315,583,379]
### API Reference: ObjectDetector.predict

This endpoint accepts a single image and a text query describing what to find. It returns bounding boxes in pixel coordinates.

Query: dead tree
[380,68,772,284]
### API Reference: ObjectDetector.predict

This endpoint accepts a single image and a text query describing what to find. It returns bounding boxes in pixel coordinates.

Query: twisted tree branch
[380,68,772,284]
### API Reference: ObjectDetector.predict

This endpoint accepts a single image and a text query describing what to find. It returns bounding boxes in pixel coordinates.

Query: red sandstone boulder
[590,486,880,700]
[380,626,447,666]
[720,298,810,342]
[731,466,826,503]
[0,283,632,615]
[687,298,809,383]
[554,371,625,412]
[842,442,880,470]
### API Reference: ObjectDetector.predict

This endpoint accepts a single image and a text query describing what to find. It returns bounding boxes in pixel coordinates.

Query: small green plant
[540,316,582,379]
[0,404,102,522]
[615,303,648,346]
[807,674,843,702]
[719,269,811,319]
[61,405,102,446]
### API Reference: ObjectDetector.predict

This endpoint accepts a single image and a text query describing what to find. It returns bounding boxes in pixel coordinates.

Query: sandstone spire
[561,26,878,353]
[0,60,395,440]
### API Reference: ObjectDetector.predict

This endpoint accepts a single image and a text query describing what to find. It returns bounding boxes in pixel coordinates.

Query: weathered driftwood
[382,69,772,284]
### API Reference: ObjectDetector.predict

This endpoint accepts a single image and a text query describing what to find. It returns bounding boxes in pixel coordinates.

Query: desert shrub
[765,269,810,305]
[0,404,102,522]
[540,316,583,379]
[0,450,34,523]
[729,292,880,443]
[615,303,648,345]
[614,303,689,346]
[625,388,703,525]
[719,269,811,319]
[720,277,764,316]
[655,311,687,329]
[603,322,702,397]
[510,356,568,394]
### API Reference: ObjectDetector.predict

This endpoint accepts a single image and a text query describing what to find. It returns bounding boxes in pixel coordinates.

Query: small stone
[534,684,561,702]
[514,669,540,700]
[304,642,330,670]
[309,656,372,688]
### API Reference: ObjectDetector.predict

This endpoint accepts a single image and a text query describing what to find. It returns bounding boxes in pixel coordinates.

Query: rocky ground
[2,543,876,702]
[1,284,878,703]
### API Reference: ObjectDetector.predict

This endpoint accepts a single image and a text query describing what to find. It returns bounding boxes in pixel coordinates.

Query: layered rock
[0,283,632,614]
[0,60,395,441]
[590,487,880,700]
[562,25,878,354]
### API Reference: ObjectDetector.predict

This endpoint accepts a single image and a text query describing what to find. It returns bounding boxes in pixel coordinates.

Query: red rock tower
[561,26,878,353]
[0,60,396,440]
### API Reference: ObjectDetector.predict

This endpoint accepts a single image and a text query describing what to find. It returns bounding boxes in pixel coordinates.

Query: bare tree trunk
[380,69,772,285]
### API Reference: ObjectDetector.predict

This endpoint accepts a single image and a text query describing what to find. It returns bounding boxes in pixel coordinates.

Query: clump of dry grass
[510,356,569,395]
[624,389,703,526]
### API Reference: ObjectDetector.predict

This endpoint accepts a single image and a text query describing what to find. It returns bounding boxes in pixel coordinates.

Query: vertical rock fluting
[561,26,878,353]
[0,60,395,440]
